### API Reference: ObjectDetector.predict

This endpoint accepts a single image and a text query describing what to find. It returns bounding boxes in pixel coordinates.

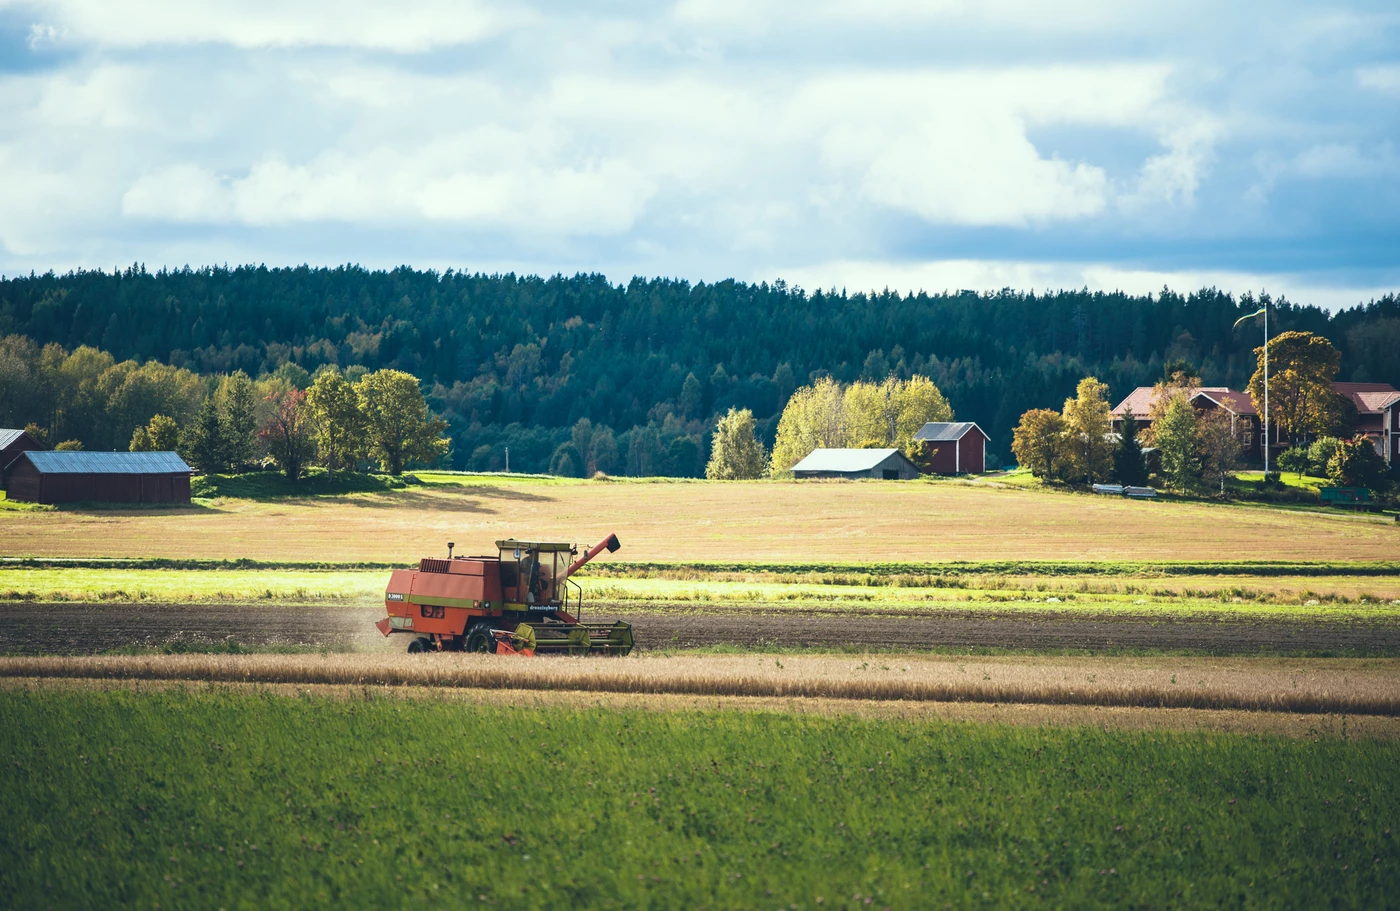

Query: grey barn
[790,448,919,480]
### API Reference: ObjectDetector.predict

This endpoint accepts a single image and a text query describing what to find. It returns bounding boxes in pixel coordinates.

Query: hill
[2,266,1397,471]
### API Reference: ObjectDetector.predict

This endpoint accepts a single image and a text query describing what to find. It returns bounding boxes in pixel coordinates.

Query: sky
[0,0,1397,309]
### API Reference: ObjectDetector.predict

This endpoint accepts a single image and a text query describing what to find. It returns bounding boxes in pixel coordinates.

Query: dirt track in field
[3,601,1400,656]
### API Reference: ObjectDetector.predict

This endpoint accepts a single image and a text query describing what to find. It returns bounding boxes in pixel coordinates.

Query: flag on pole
[1233,307,1267,328]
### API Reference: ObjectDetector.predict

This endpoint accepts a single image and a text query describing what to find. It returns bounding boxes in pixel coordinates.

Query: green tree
[1195,408,1241,495]
[770,377,846,474]
[1326,438,1389,490]
[182,398,227,472]
[678,372,704,418]
[663,436,702,477]
[1113,413,1148,486]
[22,422,49,448]
[1011,408,1067,480]
[589,426,618,476]
[146,414,180,451]
[549,442,584,477]
[705,408,767,480]
[1155,393,1200,491]
[259,388,316,481]
[355,369,449,475]
[54,439,83,451]
[1062,377,1114,485]
[1247,331,1341,447]
[217,371,259,468]
[1277,446,1310,479]
[1306,437,1343,477]
[305,368,366,474]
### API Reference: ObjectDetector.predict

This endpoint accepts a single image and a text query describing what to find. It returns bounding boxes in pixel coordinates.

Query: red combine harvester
[376,533,633,656]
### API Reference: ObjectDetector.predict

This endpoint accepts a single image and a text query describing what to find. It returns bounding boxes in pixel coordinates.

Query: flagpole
[1263,304,1269,475]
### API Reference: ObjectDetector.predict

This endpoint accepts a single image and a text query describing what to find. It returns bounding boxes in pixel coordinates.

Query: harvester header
[376,533,633,656]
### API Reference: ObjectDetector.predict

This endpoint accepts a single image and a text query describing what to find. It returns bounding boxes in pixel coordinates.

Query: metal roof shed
[6,451,193,504]
[790,448,919,480]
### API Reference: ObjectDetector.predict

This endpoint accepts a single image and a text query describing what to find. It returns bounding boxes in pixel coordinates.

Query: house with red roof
[1333,383,1400,466]
[1111,386,1268,463]
[1111,381,1400,467]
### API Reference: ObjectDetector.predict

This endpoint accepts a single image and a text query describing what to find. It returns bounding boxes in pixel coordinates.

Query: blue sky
[0,0,1397,308]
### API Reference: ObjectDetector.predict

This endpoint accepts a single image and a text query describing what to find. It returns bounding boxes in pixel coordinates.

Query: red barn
[912,422,988,474]
[0,428,45,491]
[6,451,192,504]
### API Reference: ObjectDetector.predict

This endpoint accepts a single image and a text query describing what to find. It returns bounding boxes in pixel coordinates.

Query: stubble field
[1,474,1397,562]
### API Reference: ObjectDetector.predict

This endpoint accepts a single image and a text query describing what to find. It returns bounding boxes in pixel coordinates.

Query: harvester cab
[376,533,632,657]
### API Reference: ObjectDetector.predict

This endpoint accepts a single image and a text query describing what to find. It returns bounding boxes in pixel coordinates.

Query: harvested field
[4,601,1400,657]
[1,477,1396,562]
[5,651,1398,715]
[11,677,1400,739]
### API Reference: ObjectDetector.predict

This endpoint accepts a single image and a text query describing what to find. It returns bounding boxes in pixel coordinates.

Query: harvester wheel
[464,624,497,654]
[407,636,432,654]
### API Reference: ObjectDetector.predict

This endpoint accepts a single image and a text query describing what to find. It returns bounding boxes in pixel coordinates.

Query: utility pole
[505,446,510,473]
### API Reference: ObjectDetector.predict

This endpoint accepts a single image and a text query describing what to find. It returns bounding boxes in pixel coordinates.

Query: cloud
[12,0,520,52]
[121,133,655,236]
[1357,64,1400,97]
[773,258,1399,311]
[0,0,1395,298]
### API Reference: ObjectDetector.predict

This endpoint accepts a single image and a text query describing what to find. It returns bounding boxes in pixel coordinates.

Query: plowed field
[4,601,1398,656]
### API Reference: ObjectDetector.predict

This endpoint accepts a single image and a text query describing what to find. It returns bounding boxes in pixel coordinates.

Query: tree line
[0,333,447,479]
[1,265,1397,475]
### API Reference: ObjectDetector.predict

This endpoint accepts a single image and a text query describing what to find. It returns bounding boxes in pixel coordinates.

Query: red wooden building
[912,422,988,474]
[6,451,192,504]
[0,428,45,490]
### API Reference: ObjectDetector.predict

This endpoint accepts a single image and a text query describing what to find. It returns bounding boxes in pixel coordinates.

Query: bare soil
[3,601,1399,656]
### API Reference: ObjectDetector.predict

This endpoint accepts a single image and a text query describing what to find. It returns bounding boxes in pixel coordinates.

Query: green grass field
[0,688,1394,909]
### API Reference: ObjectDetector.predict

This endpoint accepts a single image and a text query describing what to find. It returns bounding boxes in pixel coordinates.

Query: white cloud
[1357,64,1400,97]
[11,0,522,51]
[121,132,655,235]
[773,259,1398,311]
[0,0,1393,292]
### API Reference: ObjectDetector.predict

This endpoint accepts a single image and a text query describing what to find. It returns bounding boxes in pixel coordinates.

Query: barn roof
[0,429,30,449]
[1112,386,1257,418]
[791,448,903,472]
[20,451,192,475]
[913,422,983,442]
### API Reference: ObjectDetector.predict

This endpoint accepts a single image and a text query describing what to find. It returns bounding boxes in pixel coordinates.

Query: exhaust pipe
[566,533,621,578]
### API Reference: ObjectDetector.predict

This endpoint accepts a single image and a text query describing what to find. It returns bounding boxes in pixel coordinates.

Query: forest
[1,265,1397,475]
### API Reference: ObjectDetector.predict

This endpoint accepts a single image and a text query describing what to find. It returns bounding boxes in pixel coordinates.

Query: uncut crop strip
[4,653,1399,716]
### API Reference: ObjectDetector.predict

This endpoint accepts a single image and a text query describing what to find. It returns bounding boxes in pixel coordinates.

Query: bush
[1306,437,1342,476]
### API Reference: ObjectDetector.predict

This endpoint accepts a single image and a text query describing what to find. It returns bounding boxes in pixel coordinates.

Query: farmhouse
[912,422,988,474]
[1112,386,1267,462]
[6,451,193,505]
[0,428,45,490]
[1333,382,1400,465]
[1112,381,1400,465]
[790,448,919,480]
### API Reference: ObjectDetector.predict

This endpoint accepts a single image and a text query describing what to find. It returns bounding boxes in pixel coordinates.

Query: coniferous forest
[2,265,1397,475]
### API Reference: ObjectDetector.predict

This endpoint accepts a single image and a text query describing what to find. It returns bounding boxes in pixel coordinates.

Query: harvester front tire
[464,624,497,654]
[407,636,432,654]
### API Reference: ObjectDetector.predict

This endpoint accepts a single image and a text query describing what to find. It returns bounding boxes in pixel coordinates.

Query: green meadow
[0,688,1395,909]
